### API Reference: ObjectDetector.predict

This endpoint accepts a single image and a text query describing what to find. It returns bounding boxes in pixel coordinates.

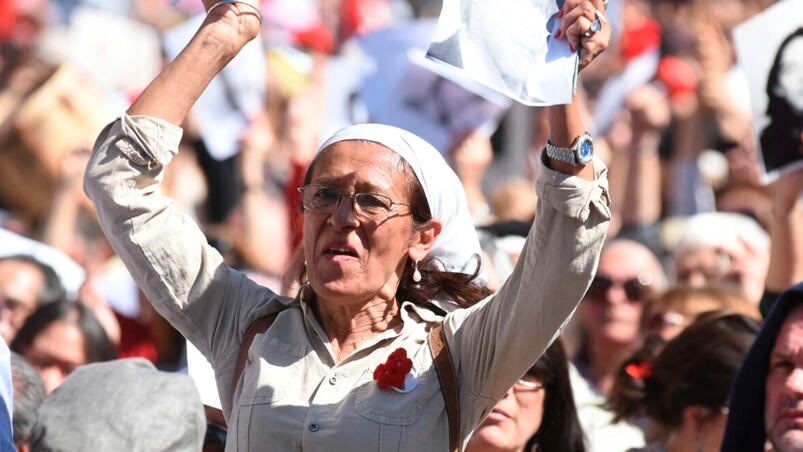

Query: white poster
[733,0,803,182]
[426,0,578,106]
[322,20,510,153]
[374,50,510,152]
[164,15,267,161]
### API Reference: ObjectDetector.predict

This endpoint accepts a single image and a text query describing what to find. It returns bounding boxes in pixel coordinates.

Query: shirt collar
[296,287,444,363]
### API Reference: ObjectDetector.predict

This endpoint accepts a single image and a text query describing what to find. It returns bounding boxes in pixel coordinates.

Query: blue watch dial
[579,140,593,160]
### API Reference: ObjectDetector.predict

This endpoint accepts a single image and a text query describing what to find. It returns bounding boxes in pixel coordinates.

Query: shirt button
[308,423,320,432]
[328,375,337,385]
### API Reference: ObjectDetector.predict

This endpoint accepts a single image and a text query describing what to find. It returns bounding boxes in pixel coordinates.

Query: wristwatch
[545,133,594,166]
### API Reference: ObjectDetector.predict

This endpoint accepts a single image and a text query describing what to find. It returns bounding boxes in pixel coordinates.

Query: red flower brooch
[374,348,414,391]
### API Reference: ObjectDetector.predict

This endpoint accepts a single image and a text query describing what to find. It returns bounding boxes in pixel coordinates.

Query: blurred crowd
[0,0,801,451]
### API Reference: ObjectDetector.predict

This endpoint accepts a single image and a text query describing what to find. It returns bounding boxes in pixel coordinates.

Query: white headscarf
[317,123,486,287]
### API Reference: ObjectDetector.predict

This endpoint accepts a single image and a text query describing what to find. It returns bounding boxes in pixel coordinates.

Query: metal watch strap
[545,140,578,165]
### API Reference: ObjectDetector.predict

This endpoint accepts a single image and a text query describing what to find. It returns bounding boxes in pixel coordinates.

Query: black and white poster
[734,0,803,182]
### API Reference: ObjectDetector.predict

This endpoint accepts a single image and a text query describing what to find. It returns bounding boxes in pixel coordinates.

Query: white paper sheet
[329,20,510,154]
[374,50,511,152]
[733,0,803,183]
[426,0,578,106]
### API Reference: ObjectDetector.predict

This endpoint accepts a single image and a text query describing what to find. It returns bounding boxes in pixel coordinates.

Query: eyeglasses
[586,273,653,302]
[514,373,544,391]
[298,184,410,221]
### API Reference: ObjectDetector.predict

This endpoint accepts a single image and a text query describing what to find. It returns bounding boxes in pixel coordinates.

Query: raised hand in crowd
[450,131,493,223]
[40,148,91,261]
[606,84,667,248]
[766,168,803,307]
[694,19,753,145]
[231,109,290,276]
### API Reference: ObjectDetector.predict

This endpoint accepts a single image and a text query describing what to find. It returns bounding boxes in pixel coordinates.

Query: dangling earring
[412,260,422,283]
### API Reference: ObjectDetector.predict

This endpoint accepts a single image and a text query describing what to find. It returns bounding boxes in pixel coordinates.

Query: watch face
[578,138,593,162]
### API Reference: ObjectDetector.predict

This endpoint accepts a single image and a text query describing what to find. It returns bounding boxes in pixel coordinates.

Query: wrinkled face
[0,260,44,342]
[776,36,803,113]
[581,243,660,347]
[303,141,419,305]
[22,319,87,393]
[766,305,803,452]
[467,377,545,452]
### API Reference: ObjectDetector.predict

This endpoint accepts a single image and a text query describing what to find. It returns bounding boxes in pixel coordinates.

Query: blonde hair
[641,285,760,332]
[489,178,537,222]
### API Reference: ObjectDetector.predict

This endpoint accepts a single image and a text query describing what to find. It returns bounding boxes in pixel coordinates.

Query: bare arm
[128,1,260,124]
[767,170,803,292]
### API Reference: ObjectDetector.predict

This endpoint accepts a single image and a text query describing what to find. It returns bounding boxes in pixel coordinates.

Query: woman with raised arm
[83,0,611,450]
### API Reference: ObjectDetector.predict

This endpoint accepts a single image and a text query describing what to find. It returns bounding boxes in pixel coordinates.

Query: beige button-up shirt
[84,115,610,451]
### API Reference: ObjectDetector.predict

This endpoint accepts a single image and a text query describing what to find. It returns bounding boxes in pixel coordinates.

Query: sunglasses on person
[586,273,653,302]
[298,184,410,221]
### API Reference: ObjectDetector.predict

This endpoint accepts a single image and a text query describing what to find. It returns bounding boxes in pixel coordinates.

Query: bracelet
[207,0,263,25]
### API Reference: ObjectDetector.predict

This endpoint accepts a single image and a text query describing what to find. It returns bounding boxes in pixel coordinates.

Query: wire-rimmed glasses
[298,184,411,221]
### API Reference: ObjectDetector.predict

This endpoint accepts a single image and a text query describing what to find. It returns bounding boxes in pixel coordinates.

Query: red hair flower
[625,361,654,381]
[373,348,413,390]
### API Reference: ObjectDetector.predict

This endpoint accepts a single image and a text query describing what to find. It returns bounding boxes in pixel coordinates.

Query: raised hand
[200,0,261,50]
[128,0,262,124]
[556,0,611,69]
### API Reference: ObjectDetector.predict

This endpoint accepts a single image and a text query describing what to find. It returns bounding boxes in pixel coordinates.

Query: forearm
[767,207,803,292]
[620,132,662,226]
[546,97,596,180]
[128,12,255,124]
[237,188,290,275]
[40,185,81,254]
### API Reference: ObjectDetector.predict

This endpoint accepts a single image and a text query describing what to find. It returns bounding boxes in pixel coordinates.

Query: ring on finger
[582,10,606,37]
[583,20,602,38]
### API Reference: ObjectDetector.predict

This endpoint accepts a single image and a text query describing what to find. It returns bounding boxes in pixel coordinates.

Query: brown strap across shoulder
[232,313,279,409]
[233,315,460,451]
[429,323,461,452]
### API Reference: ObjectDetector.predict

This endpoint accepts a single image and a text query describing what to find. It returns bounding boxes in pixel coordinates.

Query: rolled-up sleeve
[83,115,284,414]
[445,154,611,439]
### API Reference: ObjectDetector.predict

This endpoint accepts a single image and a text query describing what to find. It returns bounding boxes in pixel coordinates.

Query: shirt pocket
[238,335,307,405]
[234,336,307,451]
[354,361,438,426]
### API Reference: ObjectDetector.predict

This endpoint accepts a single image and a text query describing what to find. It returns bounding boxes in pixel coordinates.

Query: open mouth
[323,247,359,258]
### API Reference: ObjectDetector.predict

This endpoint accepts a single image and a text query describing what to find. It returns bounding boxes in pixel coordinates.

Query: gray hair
[11,352,46,445]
